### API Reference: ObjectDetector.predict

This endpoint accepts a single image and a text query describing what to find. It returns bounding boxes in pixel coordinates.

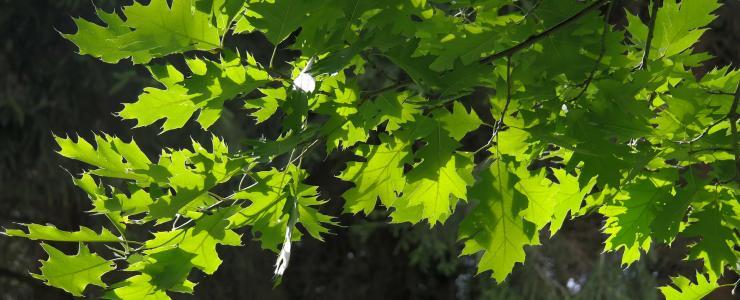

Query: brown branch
[479,0,609,65]
[639,0,661,70]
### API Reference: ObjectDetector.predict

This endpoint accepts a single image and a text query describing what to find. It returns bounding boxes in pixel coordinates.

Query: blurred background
[0,0,738,299]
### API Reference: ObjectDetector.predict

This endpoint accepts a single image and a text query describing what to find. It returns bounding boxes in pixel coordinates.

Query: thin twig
[173,219,194,231]
[171,214,181,230]
[360,80,412,103]
[289,139,320,165]
[269,44,279,69]
[237,173,249,190]
[362,2,605,109]
[674,116,728,144]
[171,197,229,231]
[497,56,514,137]
[423,94,463,111]
[105,213,130,255]
[703,90,735,96]
[479,0,609,65]
[566,0,614,103]
[639,0,660,70]
[475,56,513,154]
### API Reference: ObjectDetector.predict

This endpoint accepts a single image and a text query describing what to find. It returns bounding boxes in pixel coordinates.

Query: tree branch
[639,0,661,70]
[360,0,608,108]
[479,0,609,65]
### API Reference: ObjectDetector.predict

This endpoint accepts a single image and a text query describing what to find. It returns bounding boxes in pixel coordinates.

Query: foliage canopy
[3,0,739,298]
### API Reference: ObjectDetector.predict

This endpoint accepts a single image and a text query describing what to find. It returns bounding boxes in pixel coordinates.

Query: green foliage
[4,224,120,243]
[119,51,269,131]
[65,0,229,64]
[229,165,336,252]
[4,0,738,298]
[459,157,539,282]
[659,272,722,300]
[33,244,115,296]
[339,134,410,215]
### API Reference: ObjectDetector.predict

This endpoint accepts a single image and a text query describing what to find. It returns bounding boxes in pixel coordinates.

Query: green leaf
[458,157,539,282]
[247,0,316,45]
[357,91,421,132]
[627,0,721,59]
[120,52,269,132]
[4,224,120,243]
[195,0,246,30]
[229,165,336,251]
[650,167,707,244]
[550,169,597,234]
[145,208,242,274]
[106,248,197,299]
[317,79,371,150]
[515,168,594,234]
[243,127,319,160]
[392,153,474,225]
[426,25,511,72]
[30,0,740,295]
[245,87,287,123]
[386,114,478,225]
[659,272,720,300]
[64,0,222,64]
[437,102,483,140]
[402,116,460,176]
[682,205,738,280]
[56,134,151,181]
[600,176,674,265]
[33,243,115,296]
[74,173,154,217]
[339,135,410,215]
[148,136,248,218]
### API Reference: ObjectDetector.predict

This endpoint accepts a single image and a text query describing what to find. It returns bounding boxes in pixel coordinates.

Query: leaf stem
[105,213,130,255]
[289,139,320,165]
[475,56,513,154]
[269,44,279,69]
[639,0,661,70]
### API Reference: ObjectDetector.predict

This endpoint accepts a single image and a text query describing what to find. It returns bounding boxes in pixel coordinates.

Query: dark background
[0,0,738,299]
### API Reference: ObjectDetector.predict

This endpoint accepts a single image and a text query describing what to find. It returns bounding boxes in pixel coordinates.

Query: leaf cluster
[3,0,738,298]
